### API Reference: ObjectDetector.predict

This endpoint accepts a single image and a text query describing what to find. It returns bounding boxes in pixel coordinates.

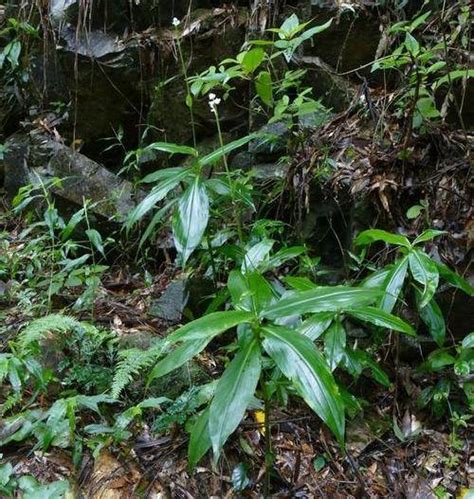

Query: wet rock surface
[4,131,137,220]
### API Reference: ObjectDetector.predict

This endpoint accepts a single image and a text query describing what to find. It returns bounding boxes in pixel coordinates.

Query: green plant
[125,135,254,264]
[0,315,117,415]
[7,179,109,312]
[418,332,474,416]
[0,458,70,498]
[189,14,332,126]
[356,229,473,347]
[372,8,473,137]
[122,271,414,476]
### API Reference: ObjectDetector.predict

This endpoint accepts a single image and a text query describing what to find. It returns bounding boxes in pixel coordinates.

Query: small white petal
[209,93,216,100]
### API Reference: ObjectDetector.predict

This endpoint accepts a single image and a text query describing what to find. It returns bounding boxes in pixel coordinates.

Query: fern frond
[111,341,165,400]
[17,314,91,353]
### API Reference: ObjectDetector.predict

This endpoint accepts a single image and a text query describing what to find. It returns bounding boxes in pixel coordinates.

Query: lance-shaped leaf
[126,168,190,229]
[355,229,411,249]
[413,229,446,246]
[347,306,416,336]
[261,286,380,319]
[148,338,209,385]
[435,262,474,296]
[408,250,439,308]
[141,167,187,184]
[209,338,261,459]
[324,318,346,371]
[379,257,408,313]
[145,142,198,157]
[415,287,445,347]
[173,177,209,265]
[188,408,212,469]
[199,135,254,167]
[262,325,345,445]
[298,312,334,341]
[167,311,254,344]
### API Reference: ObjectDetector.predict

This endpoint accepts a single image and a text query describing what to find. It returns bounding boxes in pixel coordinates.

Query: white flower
[208,93,221,113]
[172,17,181,27]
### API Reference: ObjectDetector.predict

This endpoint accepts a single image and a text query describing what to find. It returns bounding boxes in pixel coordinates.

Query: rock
[299,55,356,112]
[145,8,248,148]
[3,131,138,221]
[299,1,381,75]
[249,121,289,159]
[149,278,189,323]
[55,29,143,157]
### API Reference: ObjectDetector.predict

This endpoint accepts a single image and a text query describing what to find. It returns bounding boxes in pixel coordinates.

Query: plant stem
[214,108,245,244]
[175,29,197,148]
[263,381,272,499]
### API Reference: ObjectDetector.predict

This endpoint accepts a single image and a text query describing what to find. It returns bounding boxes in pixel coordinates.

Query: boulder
[3,131,137,221]
[145,7,249,148]
[298,1,381,75]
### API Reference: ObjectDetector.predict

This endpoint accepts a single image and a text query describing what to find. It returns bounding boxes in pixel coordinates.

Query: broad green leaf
[188,409,212,469]
[408,250,439,308]
[242,239,274,272]
[360,352,391,387]
[266,246,305,270]
[324,318,346,371]
[262,325,345,444]
[199,135,254,167]
[173,177,209,265]
[279,14,300,38]
[404,32,419,55]
[434,69,474,89]
[462,333,474,350]
[283,276,318,291]
[167,311,254,344]
[146,142,198,157]
[126,169,190,229]
[255,70,273,106]
[415,288,445,347]
[413,229,446,246]
[241,48,265,74]
[148,339,210,384]
[299,18,333,40]
[425,350,455,371]
[0,462,13,486]
[347,306,416,336]
[85,229,105,257]
[246,272,274,313]
[228,270,253,311]
[61,208,85,240]
[139,199,177,249]
[435,262,474,296]
[406,204,423,219]
[379,257,409,313]
[355,229,411,249]
[298,312,334,341]
[18,476,70,499]
[141,167,186,184]
[209,338,261,459]
[361,268,391,289]
[262,286,380,319]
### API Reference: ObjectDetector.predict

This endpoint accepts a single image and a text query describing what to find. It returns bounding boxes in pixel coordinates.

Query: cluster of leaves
[373,7,473,131]
[1,179,109,313]
[1,9,473,495]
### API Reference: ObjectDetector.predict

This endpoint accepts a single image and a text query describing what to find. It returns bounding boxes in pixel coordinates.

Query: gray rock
[149,278,189,323]
[249,121,289,158]
[4,131,137,221]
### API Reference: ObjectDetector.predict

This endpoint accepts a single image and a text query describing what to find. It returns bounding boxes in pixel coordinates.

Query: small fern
[17,314,92,354]
[111,341,165,400]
